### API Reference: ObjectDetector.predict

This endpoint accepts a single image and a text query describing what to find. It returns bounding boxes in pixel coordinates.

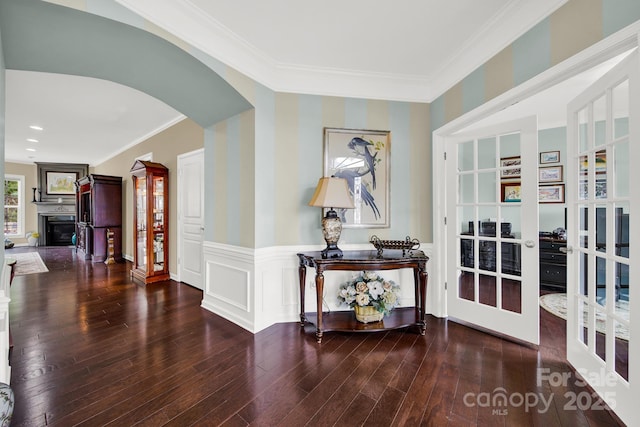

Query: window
[4,175,25,237]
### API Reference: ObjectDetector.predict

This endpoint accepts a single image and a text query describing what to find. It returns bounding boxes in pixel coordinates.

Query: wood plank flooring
[6,246,624,426]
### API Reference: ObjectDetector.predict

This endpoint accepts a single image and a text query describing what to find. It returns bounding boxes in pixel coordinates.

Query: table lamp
[308,177,355,258]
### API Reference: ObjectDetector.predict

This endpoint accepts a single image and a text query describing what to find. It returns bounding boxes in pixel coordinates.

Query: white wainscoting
[202,241,434,334]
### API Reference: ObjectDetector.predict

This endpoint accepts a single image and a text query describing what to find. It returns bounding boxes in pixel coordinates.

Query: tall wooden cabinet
[75,174,123,262]
[130,160,169,284]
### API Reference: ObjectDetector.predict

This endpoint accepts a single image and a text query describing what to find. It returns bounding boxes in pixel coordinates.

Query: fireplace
[45,215,75,246]
[36,203,76,246]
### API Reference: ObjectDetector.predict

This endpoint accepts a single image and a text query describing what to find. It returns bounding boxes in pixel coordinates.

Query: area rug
[540,293,629,341]
[10,252,49,275]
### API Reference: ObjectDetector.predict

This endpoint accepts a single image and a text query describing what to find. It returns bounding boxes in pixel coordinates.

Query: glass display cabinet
[130,160,169,284]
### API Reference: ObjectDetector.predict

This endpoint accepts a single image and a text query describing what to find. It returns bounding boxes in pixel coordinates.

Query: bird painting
[333,168,380,220]
[330,135,385,221]
[347,137,378,189]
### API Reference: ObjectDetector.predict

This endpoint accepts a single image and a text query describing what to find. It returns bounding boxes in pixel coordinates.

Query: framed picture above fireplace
[46,172,77,195]
[36,162,88,202]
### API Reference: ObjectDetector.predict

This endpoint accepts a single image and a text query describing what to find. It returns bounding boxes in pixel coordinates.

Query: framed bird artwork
[323,127,390,228]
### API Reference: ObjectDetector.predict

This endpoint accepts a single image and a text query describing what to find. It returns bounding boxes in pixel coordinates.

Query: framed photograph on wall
[540,150,560,164]
[500,156,521,179]
[324,127,390,228]
[539,184,565,203]
[501,182,521,202]
[539,165,563,183]
[46,171,77,195]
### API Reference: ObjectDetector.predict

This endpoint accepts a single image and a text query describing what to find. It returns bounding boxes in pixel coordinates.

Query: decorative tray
[369,235,420,256]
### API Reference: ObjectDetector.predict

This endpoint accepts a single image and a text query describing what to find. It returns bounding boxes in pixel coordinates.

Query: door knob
[559,246,573,254]
[524,240,536,248]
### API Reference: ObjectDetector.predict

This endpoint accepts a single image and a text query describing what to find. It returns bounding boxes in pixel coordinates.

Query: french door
[446,116,539,345]
[566,49,638,425]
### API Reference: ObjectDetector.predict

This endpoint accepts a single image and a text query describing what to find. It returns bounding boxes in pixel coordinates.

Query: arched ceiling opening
[0,0,252,129]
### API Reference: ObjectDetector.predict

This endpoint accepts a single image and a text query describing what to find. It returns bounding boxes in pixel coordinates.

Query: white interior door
[178,149,204,289]
[566,49,638,425]
[446,116,539,345]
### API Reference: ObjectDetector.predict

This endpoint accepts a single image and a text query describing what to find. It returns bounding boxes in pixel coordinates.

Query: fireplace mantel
[34,202,75,215]
[35,202,76,246]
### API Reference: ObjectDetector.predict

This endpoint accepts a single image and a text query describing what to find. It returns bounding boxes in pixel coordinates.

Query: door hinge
[444,152,447,160]
[444,217,447,225]
[445,282,448,290]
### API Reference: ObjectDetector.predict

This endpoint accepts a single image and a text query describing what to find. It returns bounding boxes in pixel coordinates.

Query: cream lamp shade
[308,177,355,209]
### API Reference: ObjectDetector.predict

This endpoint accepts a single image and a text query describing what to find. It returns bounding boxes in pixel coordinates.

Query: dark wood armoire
[75,174,123,262]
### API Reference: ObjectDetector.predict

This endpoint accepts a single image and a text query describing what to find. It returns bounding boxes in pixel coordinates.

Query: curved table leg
[298,263,307,327]
[315,270,324,343]
[419,268,428,335]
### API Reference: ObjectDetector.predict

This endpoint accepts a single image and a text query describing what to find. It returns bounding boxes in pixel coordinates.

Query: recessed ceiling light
[26,148,36,152]
[29,125,43,131]
[27,138,39,143]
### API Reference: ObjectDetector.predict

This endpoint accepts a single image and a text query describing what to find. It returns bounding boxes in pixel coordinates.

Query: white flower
[382,290,397,306]
[367,280,384,300]
[355,281,368,293]
[338,287,356,304]
[355,293,370,306]
[364,271,379,281]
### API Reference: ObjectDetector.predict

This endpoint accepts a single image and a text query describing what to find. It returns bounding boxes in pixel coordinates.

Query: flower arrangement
[337,271,401,317]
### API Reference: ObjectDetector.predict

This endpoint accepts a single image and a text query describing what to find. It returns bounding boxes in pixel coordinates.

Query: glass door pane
[136,176,147,271]
[152,176,165,272]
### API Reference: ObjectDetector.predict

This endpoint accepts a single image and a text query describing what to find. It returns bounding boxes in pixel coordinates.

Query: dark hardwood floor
[6,246,624,426]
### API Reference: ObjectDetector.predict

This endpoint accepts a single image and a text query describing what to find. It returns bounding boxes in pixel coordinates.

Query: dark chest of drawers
[539,237,566,291]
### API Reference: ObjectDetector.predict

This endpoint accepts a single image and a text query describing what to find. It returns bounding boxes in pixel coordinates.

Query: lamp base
[321,209,344,259]
[321,244,343,259]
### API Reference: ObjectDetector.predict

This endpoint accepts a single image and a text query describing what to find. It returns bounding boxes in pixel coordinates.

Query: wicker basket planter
[354,305,384,323]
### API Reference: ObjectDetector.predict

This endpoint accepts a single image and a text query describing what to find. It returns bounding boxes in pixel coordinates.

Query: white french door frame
[431,23,640,425]
[566,47,639,426]
[444,116,540,344]
[431,23,640,319]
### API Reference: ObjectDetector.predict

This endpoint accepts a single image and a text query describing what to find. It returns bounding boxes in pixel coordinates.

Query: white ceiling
[6,0,579,166]
[5,70,184,165]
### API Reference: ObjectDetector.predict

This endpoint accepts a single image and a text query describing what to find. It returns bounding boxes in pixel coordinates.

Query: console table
[297,249,429,343]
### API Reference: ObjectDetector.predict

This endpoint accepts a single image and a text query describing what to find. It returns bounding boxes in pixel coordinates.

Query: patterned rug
[10,252,49,275]
[540,293,629,341]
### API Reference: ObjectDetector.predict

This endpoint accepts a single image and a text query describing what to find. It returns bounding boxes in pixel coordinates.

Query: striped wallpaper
[430,0,640,131]
[207,90,430,249]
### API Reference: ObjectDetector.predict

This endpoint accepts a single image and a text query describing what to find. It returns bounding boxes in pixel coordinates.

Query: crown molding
[92,114,186,167]
[116,0,566,103]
